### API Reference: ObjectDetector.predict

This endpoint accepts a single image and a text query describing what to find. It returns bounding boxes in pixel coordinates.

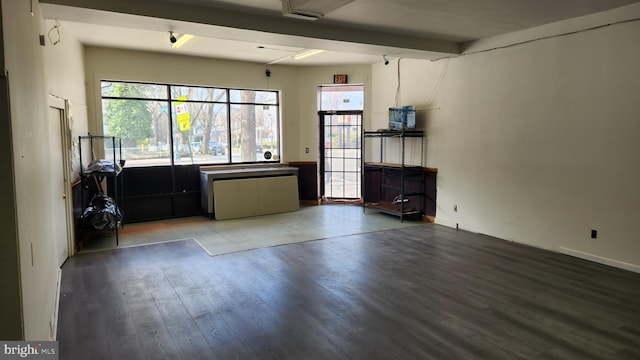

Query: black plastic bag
[85,159,121,174]
[81,194,122,231]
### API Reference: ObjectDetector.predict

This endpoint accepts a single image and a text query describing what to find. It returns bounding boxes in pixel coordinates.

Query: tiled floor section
[83,204,424,256]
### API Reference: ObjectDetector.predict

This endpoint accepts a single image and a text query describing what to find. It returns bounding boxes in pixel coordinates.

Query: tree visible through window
[101,81,281,167]
[103,83,154,148]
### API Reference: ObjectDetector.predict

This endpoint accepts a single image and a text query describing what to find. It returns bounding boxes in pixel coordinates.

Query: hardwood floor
[57,224,640,359]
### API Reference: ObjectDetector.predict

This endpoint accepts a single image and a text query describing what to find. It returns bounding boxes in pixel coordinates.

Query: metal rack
[361,129,424,222]
[78,135,124,245]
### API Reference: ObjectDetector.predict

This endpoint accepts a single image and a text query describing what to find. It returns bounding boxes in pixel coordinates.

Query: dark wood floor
[57,224,640,359]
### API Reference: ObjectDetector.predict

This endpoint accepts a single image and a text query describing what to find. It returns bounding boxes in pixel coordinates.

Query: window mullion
[226,88,232,163]
[167,85,176,167]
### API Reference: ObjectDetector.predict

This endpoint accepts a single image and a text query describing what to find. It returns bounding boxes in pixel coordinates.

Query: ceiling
[40,0,640,66]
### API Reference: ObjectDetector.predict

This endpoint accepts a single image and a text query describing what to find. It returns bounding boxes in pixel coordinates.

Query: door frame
[48,95,75,257]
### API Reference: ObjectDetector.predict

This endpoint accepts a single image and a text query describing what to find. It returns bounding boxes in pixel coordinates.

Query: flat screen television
[388,106,416,129]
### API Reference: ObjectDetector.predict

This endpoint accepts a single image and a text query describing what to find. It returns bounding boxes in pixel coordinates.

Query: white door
[48,105,70,267]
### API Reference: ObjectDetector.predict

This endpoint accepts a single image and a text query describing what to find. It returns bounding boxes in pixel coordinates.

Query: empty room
[1,0,640,359]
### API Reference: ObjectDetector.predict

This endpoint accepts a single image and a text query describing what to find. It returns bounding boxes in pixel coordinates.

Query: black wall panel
[289,162,318,202]
[111,165,202,223]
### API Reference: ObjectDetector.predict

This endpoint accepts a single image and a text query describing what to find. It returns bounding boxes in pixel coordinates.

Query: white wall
[1,0,87,339]
[83,47,371,162]
[44,20,89,177]
[371,4,640,271]
[369,58,441,166]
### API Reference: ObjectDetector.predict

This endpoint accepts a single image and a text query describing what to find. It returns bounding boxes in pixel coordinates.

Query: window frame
[100,79,282,167]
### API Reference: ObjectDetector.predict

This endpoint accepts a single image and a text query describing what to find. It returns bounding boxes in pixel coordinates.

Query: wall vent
[282,0,354,21]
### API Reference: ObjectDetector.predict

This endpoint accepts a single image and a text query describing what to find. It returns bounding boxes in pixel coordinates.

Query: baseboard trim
[435,217,458,229]
[559,247,640,273]
[422,215,435,223]
[426,220,639,273]
[52,268,62,340]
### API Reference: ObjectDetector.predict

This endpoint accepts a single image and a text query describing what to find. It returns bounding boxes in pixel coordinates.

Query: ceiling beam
[39,0,461,56]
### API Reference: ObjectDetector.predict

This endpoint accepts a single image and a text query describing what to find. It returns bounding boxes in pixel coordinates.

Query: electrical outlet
[591,229,598,239]
[305,147,309,153]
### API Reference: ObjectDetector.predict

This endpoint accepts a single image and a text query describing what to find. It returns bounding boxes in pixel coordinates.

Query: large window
[101,81,281,167]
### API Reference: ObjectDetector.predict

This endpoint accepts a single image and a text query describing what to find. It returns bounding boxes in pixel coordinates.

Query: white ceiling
[40,0,640,66]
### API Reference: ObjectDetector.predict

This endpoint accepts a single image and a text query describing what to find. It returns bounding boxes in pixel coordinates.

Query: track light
[168,31,194,48]
[383,55,389,65]
[172,34,194,48]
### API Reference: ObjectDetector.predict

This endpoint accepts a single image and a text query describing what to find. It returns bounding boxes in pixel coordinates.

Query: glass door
[319,111,363,199]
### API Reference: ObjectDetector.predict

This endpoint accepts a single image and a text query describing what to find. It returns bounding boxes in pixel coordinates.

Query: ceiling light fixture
[293,49,324,60]
[267,54,292,65]
[171,33,194,48]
